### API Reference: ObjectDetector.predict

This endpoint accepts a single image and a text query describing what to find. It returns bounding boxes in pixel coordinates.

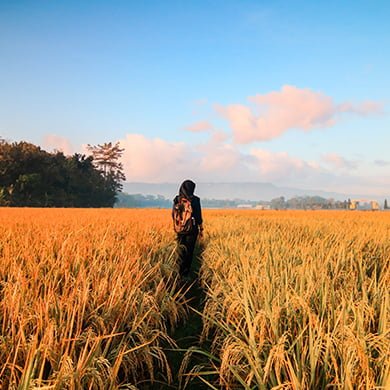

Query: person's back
[172,180,203,277]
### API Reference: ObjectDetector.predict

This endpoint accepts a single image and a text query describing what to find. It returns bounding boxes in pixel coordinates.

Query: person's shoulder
[173,195,180,203]
[192,195,201,203]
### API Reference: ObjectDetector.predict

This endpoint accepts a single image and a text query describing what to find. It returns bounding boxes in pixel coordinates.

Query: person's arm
[196,197,204,236]
[198,223,204,238]
[172,196,178,220]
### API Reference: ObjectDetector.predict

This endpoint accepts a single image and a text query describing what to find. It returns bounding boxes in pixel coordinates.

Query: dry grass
[193,210,390,389]
[1,209,389,389]
[0,208,185,389]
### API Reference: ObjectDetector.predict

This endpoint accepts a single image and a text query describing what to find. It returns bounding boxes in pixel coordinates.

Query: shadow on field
[149,240,213,390]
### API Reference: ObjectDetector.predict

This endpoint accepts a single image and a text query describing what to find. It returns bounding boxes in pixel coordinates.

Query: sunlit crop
[1,209,389,389]
[188,210,390,389]
[0,208,184,389]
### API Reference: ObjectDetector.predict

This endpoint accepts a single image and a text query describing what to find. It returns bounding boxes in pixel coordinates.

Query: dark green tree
[385,199,388,209]
[64,153,114,207]
[0,140,120,207]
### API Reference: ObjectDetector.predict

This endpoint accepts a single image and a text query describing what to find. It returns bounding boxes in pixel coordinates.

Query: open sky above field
[1,0,389,195]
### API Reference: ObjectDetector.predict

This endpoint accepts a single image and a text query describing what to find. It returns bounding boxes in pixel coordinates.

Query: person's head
[179,179,196,198]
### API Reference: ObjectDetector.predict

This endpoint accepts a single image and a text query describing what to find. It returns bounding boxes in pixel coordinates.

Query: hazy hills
[123,182,383,202]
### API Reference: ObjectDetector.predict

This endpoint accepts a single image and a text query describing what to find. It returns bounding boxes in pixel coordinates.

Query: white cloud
[199,143,241,172]
[185,121,213,132]
[119,133,195,182]
[338,101,383,115]
[119,132,321,183]
[42,134,73,155]
[117,132,387,196]
[322,153,358,170]
[216,85,382,143]
[250,148,323,182]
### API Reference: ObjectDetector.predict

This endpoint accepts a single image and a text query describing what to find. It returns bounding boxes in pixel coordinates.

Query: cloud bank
[117,132,389,195]
[114,85,385,194]
[54,85,382,196]
[216,85,382,143]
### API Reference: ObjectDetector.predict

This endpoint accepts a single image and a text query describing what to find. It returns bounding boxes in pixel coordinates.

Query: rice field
[191,210,390,389]
[0,209,184,389]
[0,209,389,389]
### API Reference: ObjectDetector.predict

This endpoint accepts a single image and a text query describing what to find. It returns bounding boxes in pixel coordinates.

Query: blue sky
[1,1,389,195]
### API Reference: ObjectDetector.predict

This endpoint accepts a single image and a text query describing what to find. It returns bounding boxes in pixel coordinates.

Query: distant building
[349,199,380,211]
[255,205,271,210]
[371,200,380,211]
[237,204,253,209]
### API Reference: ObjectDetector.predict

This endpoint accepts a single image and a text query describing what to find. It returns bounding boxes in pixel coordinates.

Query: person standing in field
[172,179,203,277]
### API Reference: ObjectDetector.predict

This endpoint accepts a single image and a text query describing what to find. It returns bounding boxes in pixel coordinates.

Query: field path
[160,242,211,390]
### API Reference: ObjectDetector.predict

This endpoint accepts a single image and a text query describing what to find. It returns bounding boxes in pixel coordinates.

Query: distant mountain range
[122,182,385,202]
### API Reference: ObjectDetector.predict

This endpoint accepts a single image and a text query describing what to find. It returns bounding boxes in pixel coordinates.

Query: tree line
[116,193,389,210]
[116,193,265,209]
[270,196,388,210]
[270,196,348,210]
[0,139,125,207]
